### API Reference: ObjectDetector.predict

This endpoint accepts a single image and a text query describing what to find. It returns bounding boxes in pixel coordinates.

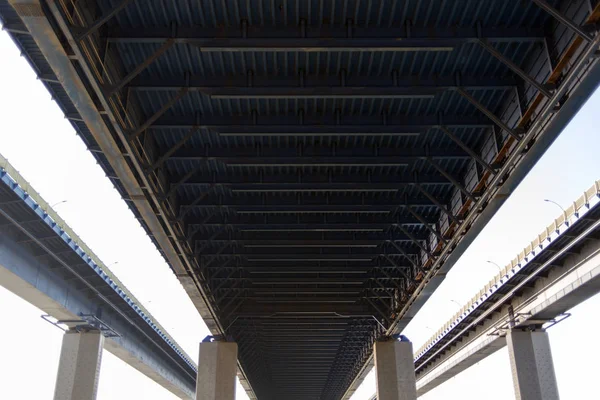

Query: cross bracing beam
[129,82,513,99]
[200,247,417,260]
[223,266,399,273]
[130,88,189,140]
[240,287,400,294]
[190,231,429,241]
[175,183,450,193]
[195,240,416,248]
[152,125,486,136]
[1,21,30,35]
[167,173,452,187]
[177,86,441,99]
[259,351,355,356]
[74,0,136,41]
[234,325,374,332]
[234,303,374,315]
[243,319,373,326]
[381,255,416,283]
[165,147,469,162]
[149,115,492,130]
[129,75,517,92]
[188,223,423,231]
[413,181,461,225]
[184,214,437,226]
[263,348,370,353]
[168,176,451,206]
[178,196,439,208]
[203,262,415,272]
[425,157,477,203]
[167,156,453,167]
[457,88,522,141]
[247,278,369,284]
[106,26,545,48]
[386,240,425,275]
[199,253,415,260]
[259,352,343,357]
[180,204,437,213]
[227,300,379,307]
[218,292,393,299]
[260,342,367,348]
[218,288,376,294]
[531,0,595,42]
[476,39,553,98]
[437,126,496,174]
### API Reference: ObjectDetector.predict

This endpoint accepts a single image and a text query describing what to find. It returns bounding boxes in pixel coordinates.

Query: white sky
[0,27,599,400]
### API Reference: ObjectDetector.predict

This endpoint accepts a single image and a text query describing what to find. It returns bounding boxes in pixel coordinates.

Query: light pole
[450,299,461,308]
[486,260,502,272]
[50,200,67,208]
[544,199,569,226]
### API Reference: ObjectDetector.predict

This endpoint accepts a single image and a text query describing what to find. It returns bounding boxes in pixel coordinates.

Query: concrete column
[507,329,559,400]
[374,340,417,400]
[196,341,238,400]
[53,330,104,400]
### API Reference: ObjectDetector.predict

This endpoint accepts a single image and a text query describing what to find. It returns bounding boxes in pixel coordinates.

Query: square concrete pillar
[507,330,559,400]
[374,340,417,400]
[196,341,238,400]
[53,330,104,400]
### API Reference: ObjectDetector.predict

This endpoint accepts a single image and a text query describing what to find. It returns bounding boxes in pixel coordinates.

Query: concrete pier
[196,341,238,400]
[507,330,559,400]
[53,330,104,400]
[374,340,417,400]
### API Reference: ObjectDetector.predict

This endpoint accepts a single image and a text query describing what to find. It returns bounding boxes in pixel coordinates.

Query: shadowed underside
[1,0,599,398]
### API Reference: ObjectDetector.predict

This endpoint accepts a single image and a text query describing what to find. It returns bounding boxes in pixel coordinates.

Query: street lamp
[544,199,569,226]
[486,260,502,272]
[50,200,67,208]
[450,299,461,308]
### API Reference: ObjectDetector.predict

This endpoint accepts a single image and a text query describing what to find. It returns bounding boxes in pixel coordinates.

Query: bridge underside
[2,0,599,399]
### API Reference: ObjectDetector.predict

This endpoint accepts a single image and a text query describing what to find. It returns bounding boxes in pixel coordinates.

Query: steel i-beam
[425,157,477,203]
[477,39,553,98]
[531,0,594,42]
[105,39,175,96]
[457,88,522,141]
[437,125,496,174]
[75,0,136,41]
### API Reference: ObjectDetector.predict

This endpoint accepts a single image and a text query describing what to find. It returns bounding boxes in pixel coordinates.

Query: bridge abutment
[507,329,559,400]
[53,329,104,400]
[196,341,238,400]
[374,339,417,400]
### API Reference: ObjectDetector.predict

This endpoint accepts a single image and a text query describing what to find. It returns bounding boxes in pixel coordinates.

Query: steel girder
[6,0,600,399]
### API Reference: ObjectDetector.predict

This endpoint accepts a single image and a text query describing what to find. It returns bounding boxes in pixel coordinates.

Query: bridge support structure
[196,340,238,400]
[507,329,559,400]
[53,329,104,400]
[374,339,417,400]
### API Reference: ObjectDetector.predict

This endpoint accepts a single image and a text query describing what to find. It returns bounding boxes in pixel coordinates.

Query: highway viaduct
[1,0,600,399]
[367,181,600,399]
[0,154,198,398]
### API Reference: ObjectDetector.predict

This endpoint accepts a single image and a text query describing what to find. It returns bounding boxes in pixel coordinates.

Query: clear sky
[0,26,599,400]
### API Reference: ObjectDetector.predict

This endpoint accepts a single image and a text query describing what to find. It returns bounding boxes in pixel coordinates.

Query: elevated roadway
[369,181,600,399]
[2,1,600,398]
[0,154,196,399]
